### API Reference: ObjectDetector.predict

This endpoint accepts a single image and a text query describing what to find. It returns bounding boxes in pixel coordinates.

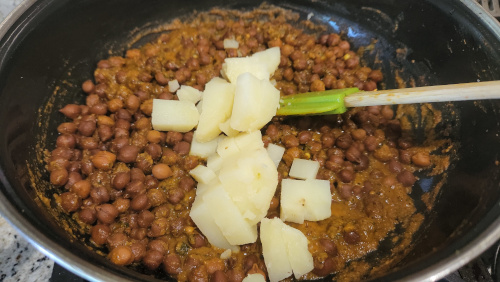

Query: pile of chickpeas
[46,9,433,282]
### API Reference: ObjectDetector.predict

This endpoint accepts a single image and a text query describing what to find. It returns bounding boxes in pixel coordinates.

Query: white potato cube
[176,85,202,104]
[289,159,320,180]
[223,38,239,49]
[280,179,306,224]
[221,47,281,83]
[190,131,219,158]
[216,136,240,159]
[242,274,266,282]
[267,144,285,168]
[302,179,332,221]
[151,99,199,132]
[280,179,332,224]
[219,119,240,137]
[190,195,235,250]
[203,184,258,245]
[282,224,314,278]
[196,77,235,142]
[206,153,223,172]
[189,165,217,185]
[260,218,293,282]
[168,79,180,92]
[250,47,281,75]
[230,73,280,132]
[260,218,313,282]
[219,148,278,225]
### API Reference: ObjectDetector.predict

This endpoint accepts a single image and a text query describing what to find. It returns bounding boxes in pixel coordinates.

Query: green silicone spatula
[276,80,500,116]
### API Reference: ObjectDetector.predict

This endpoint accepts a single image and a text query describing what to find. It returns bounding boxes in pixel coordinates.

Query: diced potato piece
[260,218,293,282]
[280,179,332,224]
[232,130,264,151]
[189,165,216,184]
[196,78,235,142]
[219,119,240,137]
[250,47,281,75]
[151,99,199,132]
[176,85,202,104]
[302,179,331,221]
[282,224,314,278]
[280,179,306,224]
[190,131,219,158]
[221,47,281,83]
[217,136,240,159]
[220,249,232,260]
[206,153,223,172]
[190,195,235,250]
[261,218,313,282]
[219,148,278,225]
[224,38,239,49]
[242,274,266,282]
[203,184,258,245]
[230,73,280,132]
[289,159,320,180]
[168,79,180,92]
[267,144,285,168]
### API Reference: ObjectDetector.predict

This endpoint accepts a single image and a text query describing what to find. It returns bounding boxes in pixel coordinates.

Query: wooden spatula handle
[344,81,500,107]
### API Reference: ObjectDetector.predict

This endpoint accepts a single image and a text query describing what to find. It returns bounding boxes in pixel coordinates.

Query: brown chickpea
[60,192,81,212]
[57,122,77,134]
[91,224,111,245]
[50,168,69,186]
[71,179,91,199]
[164,253,182,275]
[96,204,119,224]
[90,151,116,171]
[108,246,134,266]
[79,208,96,224]
[59,104,81,119]
[113,171,131,190]
[113,197,130,213]
[131,194,150,211]
[117,145,139,163]
[412,151,431,167]
[146,130,162,143]
[152,163,173,180]
[82,79,95,93]
[143,250,164,270]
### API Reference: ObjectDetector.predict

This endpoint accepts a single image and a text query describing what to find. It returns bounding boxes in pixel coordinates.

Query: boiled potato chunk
[206,154,223,172]
[203,184,258,245]
[195,78,235,142]
[190,195,236,250]
[282,224,314,278]
[221,47,280,83]
[151,99,199,132]
[280,179,332,224]
[260,218,293,282]
[219,119,240,137]
[266,144,285,168]
[242,274,266,282]
[189,165,216,185]
[230,73,280,132]
[176,85,202,104]
[261,218,313,282]
[218,148,278,225]
[190,131,220,158]
[289,159,320,180]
